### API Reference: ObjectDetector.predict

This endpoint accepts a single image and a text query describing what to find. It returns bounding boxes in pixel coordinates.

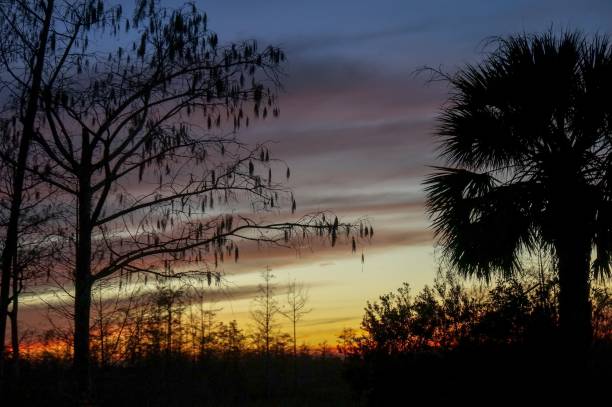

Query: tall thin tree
[282,278,311,390]
[23,2,362,394]
[283,279,310,358]
[0,0,126,375]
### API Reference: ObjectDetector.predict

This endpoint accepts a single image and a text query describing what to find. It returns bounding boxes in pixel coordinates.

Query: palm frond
[424,168,537,280]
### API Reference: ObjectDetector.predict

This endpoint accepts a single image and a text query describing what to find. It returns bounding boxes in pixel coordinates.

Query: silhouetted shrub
[341,269,611,404]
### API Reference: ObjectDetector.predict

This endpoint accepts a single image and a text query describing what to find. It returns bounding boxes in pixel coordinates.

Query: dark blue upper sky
[201,0,611,59]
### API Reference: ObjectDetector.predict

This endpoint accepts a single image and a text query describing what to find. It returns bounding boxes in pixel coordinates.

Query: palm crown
[424,31,612,352]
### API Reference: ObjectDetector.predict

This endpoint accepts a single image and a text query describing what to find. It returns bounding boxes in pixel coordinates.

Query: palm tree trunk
[555,235,592,359]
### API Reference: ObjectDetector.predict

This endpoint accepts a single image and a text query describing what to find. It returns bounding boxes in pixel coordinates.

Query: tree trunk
[0,0,54,376]
[548,170,594,365]
[167,307,172,355]
[9,256,20,378]
[97,287,105,367]
[292,314,297,393]
[74,271,92,395]
[73,127,93,396]
[9,310,18,378]
[293,312,297,358]
[553,228,592,398]
[556,236,592,359]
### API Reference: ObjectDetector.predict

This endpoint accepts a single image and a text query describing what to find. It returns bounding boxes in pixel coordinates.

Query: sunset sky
[20,0,612,346]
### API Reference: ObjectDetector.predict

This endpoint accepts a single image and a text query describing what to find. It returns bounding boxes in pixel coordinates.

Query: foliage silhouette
[2,265,610,405]
[341,268,611,404]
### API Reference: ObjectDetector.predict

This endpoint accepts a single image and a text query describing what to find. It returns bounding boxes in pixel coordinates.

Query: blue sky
[21,1,612,343]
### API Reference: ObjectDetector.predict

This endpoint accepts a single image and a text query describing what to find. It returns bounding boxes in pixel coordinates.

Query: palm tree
[424,31,612,358]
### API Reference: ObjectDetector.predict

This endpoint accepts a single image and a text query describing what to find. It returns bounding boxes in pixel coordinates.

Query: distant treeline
[4,265,611,405]
[16,275,320,364]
